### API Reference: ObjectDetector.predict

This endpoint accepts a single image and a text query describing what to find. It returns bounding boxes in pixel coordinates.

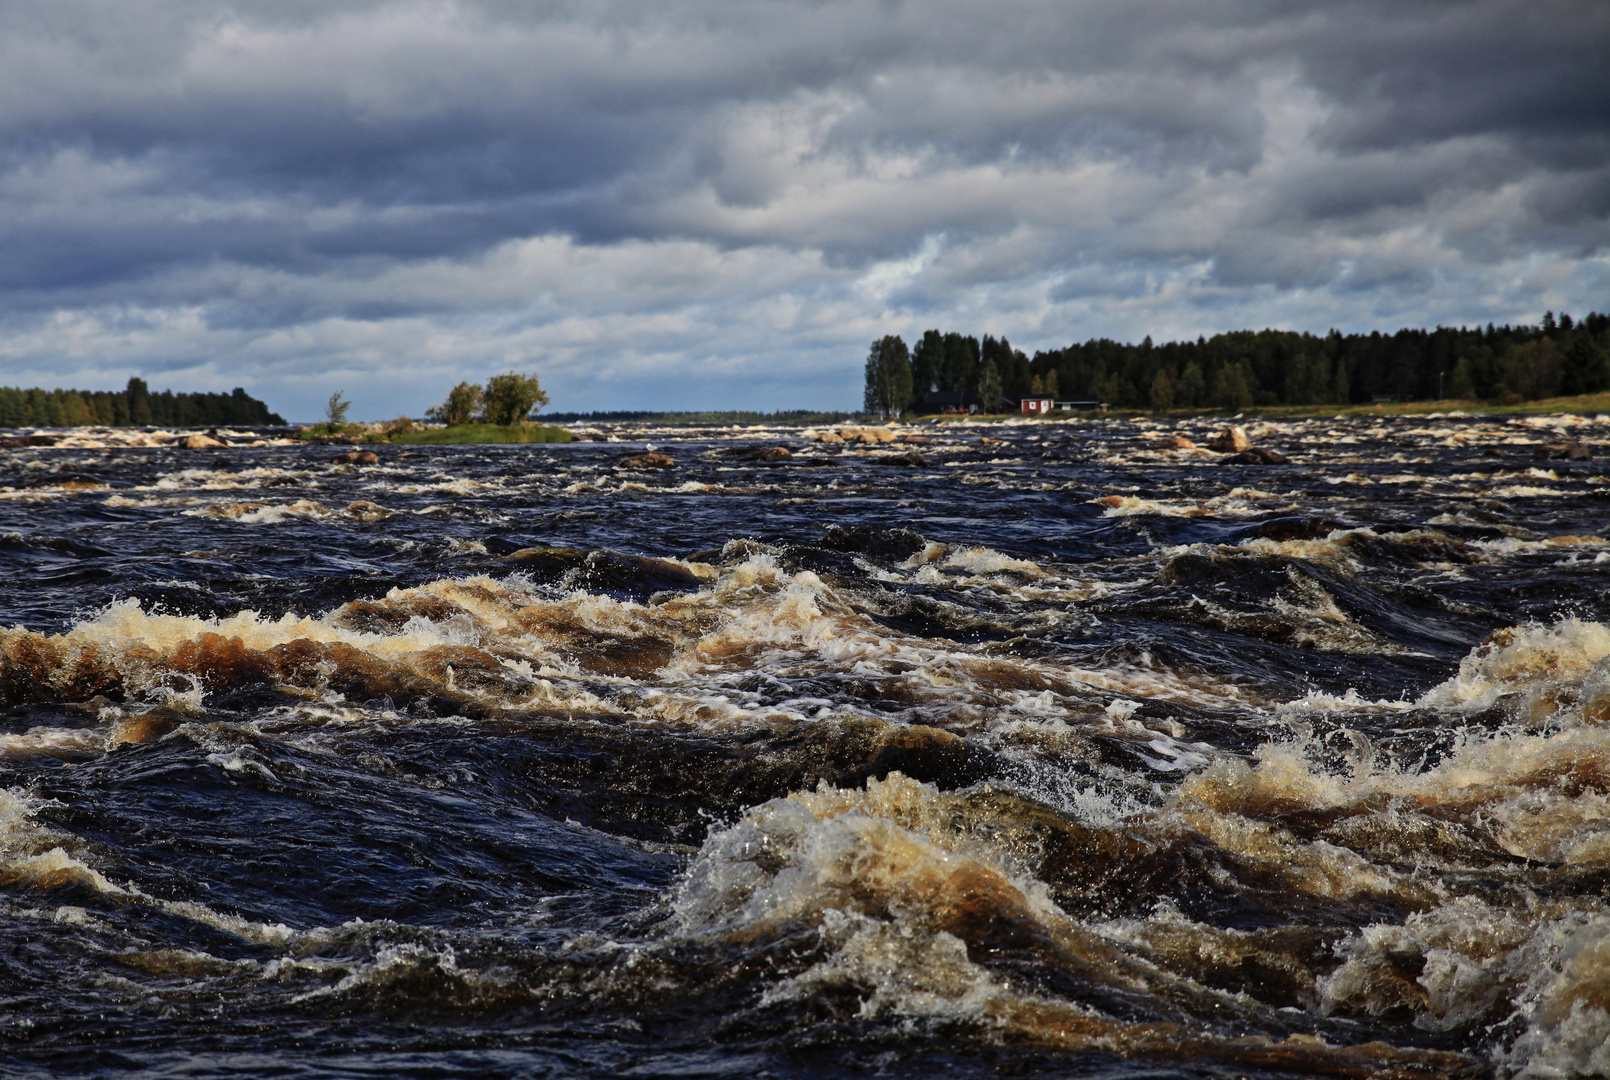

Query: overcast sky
[2,0,1607,419]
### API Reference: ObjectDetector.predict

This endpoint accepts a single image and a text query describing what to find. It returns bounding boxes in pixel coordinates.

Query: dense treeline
[0,378,285,428]
[866,312,1610,414]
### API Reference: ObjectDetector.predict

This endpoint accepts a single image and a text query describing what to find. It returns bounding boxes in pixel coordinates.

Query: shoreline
[6,388,1610,451]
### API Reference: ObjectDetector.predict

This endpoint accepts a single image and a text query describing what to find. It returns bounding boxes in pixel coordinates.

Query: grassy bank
[386,423,573,444]
[1226,392,1610,419]
[913,391,1610,423]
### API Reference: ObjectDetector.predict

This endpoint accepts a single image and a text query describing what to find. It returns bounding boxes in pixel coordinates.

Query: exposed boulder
[838,426,896,444]
[620,452,675,469]
[729,445,793,461]
[181,433,225,449]
[1207,426,1252,452]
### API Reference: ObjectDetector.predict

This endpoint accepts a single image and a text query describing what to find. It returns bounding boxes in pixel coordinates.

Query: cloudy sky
[2,0,1607,419]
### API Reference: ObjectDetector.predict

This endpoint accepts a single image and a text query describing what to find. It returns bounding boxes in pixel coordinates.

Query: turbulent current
[4,414,1610,1079]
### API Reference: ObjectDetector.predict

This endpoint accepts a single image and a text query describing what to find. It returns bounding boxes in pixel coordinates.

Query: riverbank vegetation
[426,373,549,428]
[0,377,285,427]
[295,371,572,443]
[291,371,570,443]
[872,312,1610,416]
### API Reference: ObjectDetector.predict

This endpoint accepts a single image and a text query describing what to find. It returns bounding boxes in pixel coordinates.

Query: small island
[300,372,572,444]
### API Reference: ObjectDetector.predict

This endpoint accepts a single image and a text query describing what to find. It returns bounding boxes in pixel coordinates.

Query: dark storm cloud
[0,0,1606,416]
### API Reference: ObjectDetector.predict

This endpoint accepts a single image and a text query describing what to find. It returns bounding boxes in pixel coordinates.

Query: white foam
[1420,618,1610,711]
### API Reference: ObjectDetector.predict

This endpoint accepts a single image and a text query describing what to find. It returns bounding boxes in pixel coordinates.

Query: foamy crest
[672,773,1467,1071]
[1503,915,1610,1078]
[0,787,114,894]
[1420,617,1610,715]
[1158,704,1610,1072]
[0,554,1238,747]
[1091,487,1292,519]
[674,772,1193,1045]
[1180,727,1610,860]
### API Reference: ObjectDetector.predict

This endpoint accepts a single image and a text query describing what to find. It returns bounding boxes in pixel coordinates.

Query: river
[3,413,1609,1078]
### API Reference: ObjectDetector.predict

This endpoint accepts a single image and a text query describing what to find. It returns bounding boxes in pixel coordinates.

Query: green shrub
[482,372,550,426]
[426,382,483,427]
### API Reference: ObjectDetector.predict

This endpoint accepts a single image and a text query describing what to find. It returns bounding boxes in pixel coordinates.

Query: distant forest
[0,378,286,428]
[866,311,1610,414]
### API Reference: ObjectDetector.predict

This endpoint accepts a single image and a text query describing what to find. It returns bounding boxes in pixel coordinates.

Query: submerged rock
[335,450,380,464]
[1543,441,1592,460]
[344,500,392,522]
[1224,446,1290,465]
[497,545,706,599]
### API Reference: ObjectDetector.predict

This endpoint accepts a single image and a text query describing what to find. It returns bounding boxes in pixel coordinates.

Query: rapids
[3,413,1610,1078]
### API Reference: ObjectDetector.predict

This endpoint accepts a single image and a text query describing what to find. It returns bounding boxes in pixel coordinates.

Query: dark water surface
[4,415,1610,1078]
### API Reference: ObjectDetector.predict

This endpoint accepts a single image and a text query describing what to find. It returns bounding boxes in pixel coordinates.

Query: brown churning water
[2,414,1609,1078]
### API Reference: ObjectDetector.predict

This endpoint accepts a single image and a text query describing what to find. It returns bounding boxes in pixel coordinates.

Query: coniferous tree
[940,333,979,401]
[126,377,151,424]
[1210,363,1253,410]
[860,314,1610,411]
[1561,334,1610,395]
[1148,369,1175,411]
[911,330,945,397]
[1176,362,1205,407]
